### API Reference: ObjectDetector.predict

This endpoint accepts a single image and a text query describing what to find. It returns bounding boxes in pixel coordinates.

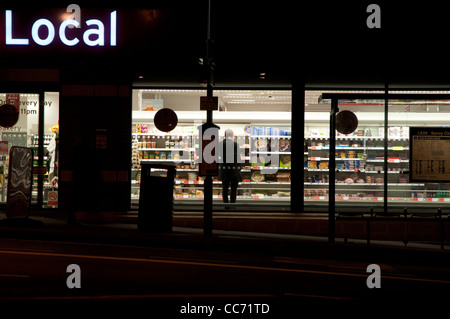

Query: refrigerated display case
[304,91,450,209]
[130,122,292,207]
[131,89,293,208]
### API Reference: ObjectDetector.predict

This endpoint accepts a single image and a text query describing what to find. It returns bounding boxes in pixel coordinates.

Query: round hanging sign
[154,108,178,132]
[336,110,358,135]
[0,104,19,128]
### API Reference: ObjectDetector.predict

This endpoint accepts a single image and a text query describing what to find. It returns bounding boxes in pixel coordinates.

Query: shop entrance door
[321,92,450,243]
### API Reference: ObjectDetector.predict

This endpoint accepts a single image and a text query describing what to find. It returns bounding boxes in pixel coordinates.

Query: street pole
[204,0,214,236]
[328,98,337,243]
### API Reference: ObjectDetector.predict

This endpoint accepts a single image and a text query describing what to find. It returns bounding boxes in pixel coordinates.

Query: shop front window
[304,91,385,211]
[43,92,59,208]
[388,93,450,210]
[0,92,59,208]
[305,90,450,214]
[131,89,292,210]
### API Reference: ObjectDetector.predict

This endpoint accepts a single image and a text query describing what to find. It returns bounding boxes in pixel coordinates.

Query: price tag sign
[200,96,218,111]
[388,157,400,163]
[32,166,47,175]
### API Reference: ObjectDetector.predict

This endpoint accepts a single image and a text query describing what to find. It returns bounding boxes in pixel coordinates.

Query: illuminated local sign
[5,9,117,47]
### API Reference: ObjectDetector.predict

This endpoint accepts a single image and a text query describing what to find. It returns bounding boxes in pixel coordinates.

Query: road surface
[0,237,448,316]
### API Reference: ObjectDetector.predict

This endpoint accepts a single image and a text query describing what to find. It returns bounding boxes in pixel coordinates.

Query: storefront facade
[0,6,174,217]
[2,3,450,221]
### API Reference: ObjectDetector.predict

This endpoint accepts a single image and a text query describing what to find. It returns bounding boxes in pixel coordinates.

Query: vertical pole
[203,0,213,236]
[329,98,337,243]
[291,80,304,212]
[384,84,388,215]
[37,91,45,209]
[438,208,444,250]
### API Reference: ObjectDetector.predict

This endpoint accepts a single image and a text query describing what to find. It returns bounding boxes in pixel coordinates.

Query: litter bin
[138,163,176,232]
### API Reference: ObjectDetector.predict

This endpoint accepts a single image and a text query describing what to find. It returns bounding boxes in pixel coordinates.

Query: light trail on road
[0,248,449,286]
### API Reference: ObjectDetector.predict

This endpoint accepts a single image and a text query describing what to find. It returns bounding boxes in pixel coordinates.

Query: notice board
[410,127,450,182]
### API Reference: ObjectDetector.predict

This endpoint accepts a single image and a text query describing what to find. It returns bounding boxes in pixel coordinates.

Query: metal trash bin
[138,163,176,232]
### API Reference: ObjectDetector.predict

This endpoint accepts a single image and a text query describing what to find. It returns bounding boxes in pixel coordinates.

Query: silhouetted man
[218,129,242,204]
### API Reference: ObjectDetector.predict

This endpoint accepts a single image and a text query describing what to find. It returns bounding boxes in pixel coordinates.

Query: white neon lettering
[83,19,104,46]
[31,19,55,46]
[59,19,80,46]
[5,10,29,45]
[4,10,117,47]
[110,10,117,46]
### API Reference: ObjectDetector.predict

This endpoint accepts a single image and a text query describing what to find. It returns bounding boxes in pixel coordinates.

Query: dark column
[328,98,338,243]
[59,83,131,222]
[291,80,304,212]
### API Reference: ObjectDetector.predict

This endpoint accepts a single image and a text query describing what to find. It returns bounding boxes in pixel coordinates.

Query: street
[0,236,449,316]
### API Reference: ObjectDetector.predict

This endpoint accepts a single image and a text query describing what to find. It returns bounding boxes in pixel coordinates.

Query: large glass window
[131,89,292,210]
[43,92,59,208]
[305,90,450,213]
[304,91,385,212]
[388,93,450,210]
[0,92,59,208]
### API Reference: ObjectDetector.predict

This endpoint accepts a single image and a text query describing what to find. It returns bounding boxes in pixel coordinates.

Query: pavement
[0,212,449,262]
[1,212,449,316]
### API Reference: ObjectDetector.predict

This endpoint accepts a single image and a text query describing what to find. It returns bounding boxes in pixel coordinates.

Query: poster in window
[410,127,450,182]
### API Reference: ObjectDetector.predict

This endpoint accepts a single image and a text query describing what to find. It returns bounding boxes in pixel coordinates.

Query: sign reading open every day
[410,127,450,182]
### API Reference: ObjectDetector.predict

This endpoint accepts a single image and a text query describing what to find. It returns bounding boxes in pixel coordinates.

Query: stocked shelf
[304,124,450,204]
[305,182,425,186]
[131,194,290,201]
[131,122,292,202]
[305,196,450,203]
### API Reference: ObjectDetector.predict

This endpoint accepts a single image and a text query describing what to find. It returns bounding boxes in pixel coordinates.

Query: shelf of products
[31,134,57,204]
[131,123,292,206]
[304,125,450,205]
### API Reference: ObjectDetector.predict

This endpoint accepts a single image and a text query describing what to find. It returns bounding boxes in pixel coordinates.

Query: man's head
[225,129,234,139]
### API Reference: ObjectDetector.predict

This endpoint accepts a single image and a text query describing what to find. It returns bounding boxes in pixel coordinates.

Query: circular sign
[0,104,19,128]
[154,108,178,132]
[336,110,358,135]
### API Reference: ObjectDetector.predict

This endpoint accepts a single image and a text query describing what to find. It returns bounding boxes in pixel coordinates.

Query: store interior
[0,92,59,208]
[305,90,450,212]
[131,89,292,210]
[2,88,449,213]
[131,89,450,213]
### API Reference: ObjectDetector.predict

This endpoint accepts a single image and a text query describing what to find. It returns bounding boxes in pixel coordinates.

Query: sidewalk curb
[0,216,449,268]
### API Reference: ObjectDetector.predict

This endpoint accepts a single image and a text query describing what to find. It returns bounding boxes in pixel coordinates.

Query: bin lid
[140,162,177,170]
